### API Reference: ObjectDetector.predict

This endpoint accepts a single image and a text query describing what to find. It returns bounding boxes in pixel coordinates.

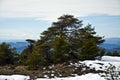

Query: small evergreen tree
[26,51,46,70]
[52,35,70,63]
[19,39,35,65]
[69,24,104,60]
[106,50,120,57]
[19,47,31,65]
[79,39,100,60]
[0,42,18,65]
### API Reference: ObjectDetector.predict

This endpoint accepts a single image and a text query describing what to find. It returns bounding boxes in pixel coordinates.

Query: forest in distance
[0,14,120,70]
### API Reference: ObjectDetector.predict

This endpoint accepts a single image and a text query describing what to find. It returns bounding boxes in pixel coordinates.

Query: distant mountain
[100,38,120,52]
[8,42,29,53]
[0,40,29,53]
[0,38,120,54]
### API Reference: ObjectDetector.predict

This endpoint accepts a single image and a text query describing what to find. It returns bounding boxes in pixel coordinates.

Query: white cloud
[0,30,39,40]
[0,0,120,21]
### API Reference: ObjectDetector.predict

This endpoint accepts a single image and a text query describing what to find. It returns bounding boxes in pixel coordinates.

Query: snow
[0,75,30,80]
[36,73,105,80]
[0,56,120,80]
[101,56,120,62]
[79,60,120,71]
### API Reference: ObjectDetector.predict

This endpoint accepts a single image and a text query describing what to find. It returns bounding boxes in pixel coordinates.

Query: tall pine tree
[25,14,105,67]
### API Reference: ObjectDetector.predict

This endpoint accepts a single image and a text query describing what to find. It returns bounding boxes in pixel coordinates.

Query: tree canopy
[24,15,105,69]
[0,42,18,65]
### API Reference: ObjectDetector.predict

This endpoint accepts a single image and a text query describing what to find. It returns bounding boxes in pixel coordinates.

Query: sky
[0,0,120,40]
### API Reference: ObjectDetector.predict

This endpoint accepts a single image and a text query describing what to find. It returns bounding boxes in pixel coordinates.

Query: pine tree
[19,39,35,65]
[0,42,18,65]
[52,35,70,63]
[25,14,105,67]
[70,24,104,60]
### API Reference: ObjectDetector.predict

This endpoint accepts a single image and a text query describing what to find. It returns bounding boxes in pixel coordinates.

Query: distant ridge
[0,38,120,54]
[104,38,120,44]
[0,40,29,53]
[100,38,120,52]
[8,42,29,53]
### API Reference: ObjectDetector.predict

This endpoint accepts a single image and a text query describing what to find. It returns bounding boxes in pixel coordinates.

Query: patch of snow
[36,73,105,80]
[101,56,120,62]
[51,74,54,77]
[79,60,107,70]
[0,75,30,80]
[44,75,48,78]
[79,60,120,71]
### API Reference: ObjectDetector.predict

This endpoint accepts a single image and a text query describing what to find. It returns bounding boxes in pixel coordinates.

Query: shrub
[0,42,18,65]
[100,63,120,80]
[106,50,120,57]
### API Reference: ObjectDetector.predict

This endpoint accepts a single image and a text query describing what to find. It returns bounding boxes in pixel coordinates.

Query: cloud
[0,0,120,21]
[0,30,39,40]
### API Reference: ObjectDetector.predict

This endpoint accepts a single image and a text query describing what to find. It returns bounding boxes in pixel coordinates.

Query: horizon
[1,37,120,42]
[0,0,120,40]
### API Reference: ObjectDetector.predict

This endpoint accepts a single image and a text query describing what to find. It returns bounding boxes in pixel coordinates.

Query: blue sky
[79,15,120,38]
[0,0,120,40]
[0,18,51,40]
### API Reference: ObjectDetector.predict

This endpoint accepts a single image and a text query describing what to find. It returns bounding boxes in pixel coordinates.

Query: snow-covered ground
[36,73,105,80]
[0,75,30,80]
[102,56,120,62]
[0,56,120,80]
